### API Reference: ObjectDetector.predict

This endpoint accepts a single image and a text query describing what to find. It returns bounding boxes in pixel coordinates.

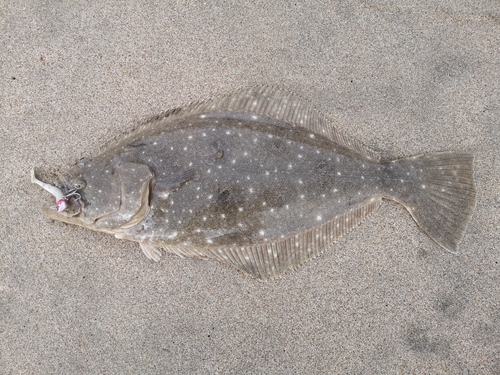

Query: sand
[1,1,499,373]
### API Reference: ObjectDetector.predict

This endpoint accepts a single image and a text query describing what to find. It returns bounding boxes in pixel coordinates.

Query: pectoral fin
[153,168,197,199]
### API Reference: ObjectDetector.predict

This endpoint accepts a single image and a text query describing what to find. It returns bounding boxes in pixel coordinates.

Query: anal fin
[156,197,383,279]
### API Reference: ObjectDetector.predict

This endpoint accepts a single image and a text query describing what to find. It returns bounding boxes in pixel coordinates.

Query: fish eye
[73,179,86,189]
[78,157,90,167]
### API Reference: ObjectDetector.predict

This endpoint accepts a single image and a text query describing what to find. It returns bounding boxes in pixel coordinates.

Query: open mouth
[41,196,83,220]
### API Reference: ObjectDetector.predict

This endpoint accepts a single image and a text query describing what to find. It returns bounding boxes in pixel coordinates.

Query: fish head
[34,157,153,232]
[35,157,123,229]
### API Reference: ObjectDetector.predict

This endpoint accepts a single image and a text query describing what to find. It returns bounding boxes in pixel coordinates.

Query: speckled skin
[40,87,475,278]
[114,116,388,247]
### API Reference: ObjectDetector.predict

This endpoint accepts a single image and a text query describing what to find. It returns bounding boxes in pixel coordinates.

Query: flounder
[32,86,476,279]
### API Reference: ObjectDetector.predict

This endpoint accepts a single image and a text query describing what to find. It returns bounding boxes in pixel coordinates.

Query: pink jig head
[55,197,69,212]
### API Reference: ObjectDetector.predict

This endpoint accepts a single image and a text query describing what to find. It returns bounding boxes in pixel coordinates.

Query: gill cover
[93,162,154,230]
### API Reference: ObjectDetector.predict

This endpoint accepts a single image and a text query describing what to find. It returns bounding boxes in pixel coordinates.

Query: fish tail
[387,152,476,252]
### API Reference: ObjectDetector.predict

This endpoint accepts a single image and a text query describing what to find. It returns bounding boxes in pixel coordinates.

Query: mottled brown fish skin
[111,117,384,245]
[37,86,476,279]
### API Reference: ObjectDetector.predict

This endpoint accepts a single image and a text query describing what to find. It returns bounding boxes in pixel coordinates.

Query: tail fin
[389,152,476,252]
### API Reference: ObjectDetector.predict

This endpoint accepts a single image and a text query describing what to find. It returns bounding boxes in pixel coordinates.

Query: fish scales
[32,86,476,279]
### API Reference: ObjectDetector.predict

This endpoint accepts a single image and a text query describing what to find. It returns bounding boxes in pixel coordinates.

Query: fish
[32,86,476,279]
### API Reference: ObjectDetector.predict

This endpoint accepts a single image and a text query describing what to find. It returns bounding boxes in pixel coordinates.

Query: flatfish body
[33,86,476,279]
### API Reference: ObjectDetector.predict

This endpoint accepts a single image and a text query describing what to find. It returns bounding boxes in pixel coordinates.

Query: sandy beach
[1,1,499,373]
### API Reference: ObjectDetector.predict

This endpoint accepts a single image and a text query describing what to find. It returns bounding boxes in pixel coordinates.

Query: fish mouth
[32,168,92,226]
[41,198,92,226]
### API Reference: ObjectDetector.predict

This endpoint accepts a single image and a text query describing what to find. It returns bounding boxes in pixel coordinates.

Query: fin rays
[154,197,382,279]
[391,152,476,252]
[132,86,381,163]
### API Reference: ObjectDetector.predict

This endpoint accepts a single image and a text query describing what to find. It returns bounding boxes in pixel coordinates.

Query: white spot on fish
[166,232,178,239]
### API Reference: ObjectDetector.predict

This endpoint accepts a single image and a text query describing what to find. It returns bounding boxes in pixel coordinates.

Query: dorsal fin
[156,197,382,279]
[133,86,381,162]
